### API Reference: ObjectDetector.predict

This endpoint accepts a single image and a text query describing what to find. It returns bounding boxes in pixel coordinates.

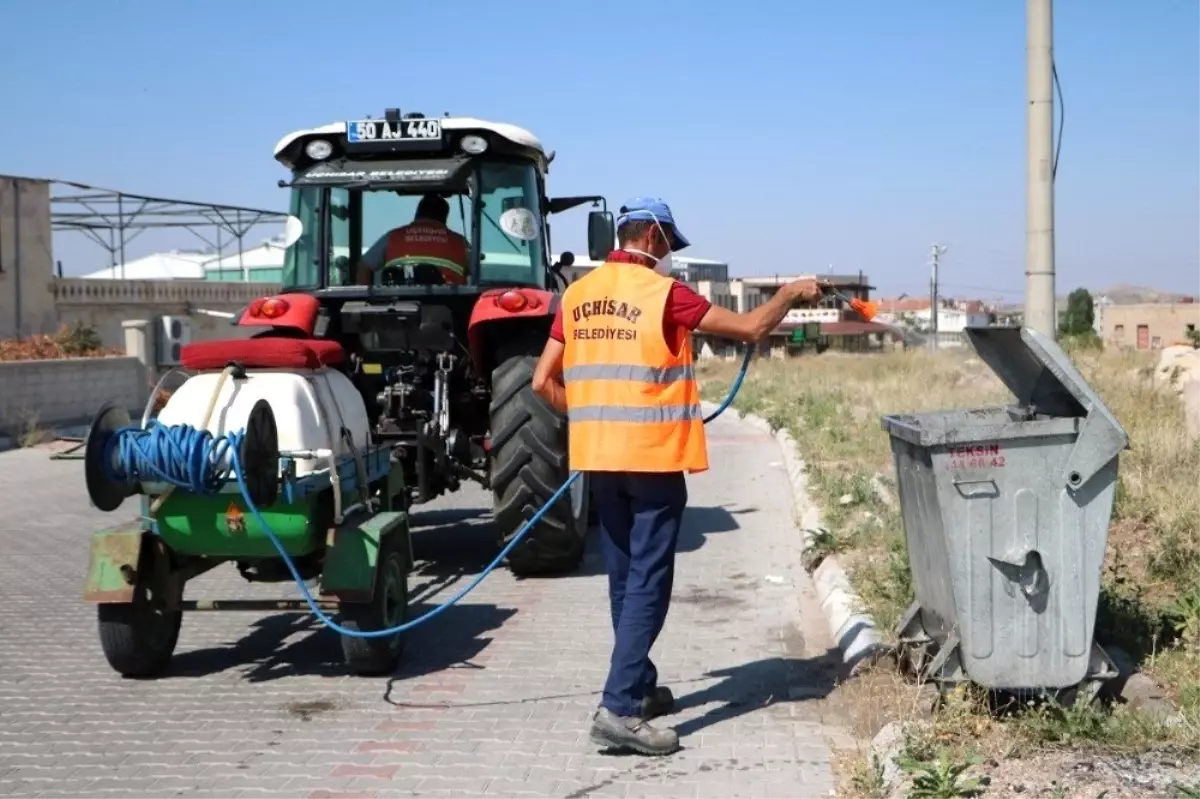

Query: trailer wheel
[96,547,182,678]
[489,344,589,577]
[340,534,408,676]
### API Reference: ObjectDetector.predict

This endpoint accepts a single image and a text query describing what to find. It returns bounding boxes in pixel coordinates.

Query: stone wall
[53,277,280,352]
[0,356,146,437]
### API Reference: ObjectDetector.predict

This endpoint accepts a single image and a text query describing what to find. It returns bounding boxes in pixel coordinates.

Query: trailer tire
[96,549,182,678]
[340,533,408,676]
[489,345,588,577]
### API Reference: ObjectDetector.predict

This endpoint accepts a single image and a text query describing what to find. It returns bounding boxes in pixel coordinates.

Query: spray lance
[820,282,879,323]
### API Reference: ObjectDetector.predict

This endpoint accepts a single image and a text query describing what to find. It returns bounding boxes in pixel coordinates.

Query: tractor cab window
[475,162,546,287]
[281,160,547,290]
[282,187,321,289]
[349,189,472,287]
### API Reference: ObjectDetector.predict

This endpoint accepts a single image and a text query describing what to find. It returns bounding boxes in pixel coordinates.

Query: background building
[875,297,992,347]
[79,238,288,283]
[1098,301,1199,350]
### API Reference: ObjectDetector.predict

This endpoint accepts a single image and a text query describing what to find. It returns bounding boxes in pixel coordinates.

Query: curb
[704,401,889,673]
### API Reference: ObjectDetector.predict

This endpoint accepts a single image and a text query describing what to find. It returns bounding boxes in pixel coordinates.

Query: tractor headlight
[460,135,488,155]
[305,139,333,160]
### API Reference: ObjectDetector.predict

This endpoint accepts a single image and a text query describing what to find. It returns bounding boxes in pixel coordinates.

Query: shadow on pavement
[166,600,515,683]
[406,505,497,599]
[672,650,845,737]
[167,509,516,682]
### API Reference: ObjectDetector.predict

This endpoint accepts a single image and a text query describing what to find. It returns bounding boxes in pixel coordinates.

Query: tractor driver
[355,193,470,286]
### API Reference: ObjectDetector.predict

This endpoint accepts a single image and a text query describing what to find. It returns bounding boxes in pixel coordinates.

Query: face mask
[620,212,675,276]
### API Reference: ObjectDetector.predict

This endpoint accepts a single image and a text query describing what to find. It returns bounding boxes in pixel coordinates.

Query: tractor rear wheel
[489,343,589,577]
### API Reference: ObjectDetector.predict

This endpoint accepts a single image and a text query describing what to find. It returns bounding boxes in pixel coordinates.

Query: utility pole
[929,243,947,352]
[1025,0,1056,338]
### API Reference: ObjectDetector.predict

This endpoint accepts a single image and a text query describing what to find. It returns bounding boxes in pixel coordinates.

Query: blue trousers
[589,470,687,718]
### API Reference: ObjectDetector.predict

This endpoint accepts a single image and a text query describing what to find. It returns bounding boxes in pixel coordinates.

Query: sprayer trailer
[80,111,616,677]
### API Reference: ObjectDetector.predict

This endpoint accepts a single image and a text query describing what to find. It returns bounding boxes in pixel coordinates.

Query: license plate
[346,118,442,143]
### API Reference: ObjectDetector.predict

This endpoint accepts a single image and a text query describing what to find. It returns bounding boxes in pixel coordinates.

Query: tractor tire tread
[489,348,585,576]
[97,601,182,678]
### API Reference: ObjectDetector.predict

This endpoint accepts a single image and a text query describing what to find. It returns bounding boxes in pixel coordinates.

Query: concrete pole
[929,243,946,352]
[1025,0,1056,338]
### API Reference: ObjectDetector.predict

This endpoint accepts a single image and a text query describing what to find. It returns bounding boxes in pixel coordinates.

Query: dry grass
[699,343,1199,790]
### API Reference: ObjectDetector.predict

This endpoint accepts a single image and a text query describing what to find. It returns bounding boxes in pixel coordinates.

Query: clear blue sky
[1,0,1196,299]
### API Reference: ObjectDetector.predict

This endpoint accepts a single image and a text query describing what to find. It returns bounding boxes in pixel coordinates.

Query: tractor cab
[273,110,614,298]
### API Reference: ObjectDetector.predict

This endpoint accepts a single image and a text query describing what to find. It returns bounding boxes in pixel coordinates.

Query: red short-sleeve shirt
[549,251,712,344]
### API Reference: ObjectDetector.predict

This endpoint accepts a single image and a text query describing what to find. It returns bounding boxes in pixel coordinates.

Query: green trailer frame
[83,446,414,677]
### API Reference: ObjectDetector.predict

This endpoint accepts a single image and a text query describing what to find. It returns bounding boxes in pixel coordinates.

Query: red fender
[467,287,557,376]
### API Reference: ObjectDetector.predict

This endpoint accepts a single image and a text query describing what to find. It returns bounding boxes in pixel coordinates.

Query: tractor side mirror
[587,211,615,262]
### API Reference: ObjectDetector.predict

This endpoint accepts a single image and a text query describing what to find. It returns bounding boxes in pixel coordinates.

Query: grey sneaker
[589,707,680,756]
[641,686,675,719]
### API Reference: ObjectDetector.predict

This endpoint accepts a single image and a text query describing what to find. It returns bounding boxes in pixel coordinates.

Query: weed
[850,753,888,799]
[14,409,51,448]
[1165,589,1200,652]
[1173,780,1200,798]
[802,526,843,571]
[54,320,103,356]
[897,752,989,798]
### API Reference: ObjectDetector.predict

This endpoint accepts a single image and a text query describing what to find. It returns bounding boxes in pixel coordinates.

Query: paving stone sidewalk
[0,411,844,798]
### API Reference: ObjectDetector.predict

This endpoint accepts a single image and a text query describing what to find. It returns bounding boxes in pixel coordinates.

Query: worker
[355,193,470,286]
[532,197,824,756]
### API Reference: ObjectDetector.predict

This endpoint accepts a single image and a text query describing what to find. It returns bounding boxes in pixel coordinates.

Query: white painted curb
[703,400,889,672]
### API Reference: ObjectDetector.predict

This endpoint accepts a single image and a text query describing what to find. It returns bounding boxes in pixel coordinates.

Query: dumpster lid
[967,327,1096,417]
[965,326,1129,490]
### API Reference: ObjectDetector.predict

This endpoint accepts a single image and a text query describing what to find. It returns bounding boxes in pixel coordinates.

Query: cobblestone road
[0,411,845,798]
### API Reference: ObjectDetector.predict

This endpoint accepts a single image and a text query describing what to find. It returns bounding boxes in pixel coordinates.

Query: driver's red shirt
[548,251,712,343]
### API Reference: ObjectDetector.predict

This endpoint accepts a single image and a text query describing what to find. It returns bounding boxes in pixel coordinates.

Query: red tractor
[265,109,613,576]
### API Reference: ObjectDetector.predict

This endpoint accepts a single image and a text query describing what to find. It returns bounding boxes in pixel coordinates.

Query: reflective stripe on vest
[560,262,708,474]
[567,403,704,423]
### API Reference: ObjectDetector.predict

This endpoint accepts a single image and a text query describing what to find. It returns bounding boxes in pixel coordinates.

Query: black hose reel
[83,399,281,513]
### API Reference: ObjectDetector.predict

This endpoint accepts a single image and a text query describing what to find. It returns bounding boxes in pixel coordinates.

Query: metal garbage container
[882,326,1129,692]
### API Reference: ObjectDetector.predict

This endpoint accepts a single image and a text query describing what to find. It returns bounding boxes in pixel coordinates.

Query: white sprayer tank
[156,369,371,478]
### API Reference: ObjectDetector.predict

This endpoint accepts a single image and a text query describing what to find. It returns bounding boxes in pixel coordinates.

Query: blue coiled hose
[108,345,755,639]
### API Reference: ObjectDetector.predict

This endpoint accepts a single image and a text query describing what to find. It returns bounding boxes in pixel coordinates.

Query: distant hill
[993,283,1195,314]
[1091,284,1196,305]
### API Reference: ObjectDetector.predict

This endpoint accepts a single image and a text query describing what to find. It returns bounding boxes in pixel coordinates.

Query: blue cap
[615,197,690,251]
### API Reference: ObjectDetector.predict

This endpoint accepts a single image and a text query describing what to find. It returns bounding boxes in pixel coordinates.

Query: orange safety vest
[561,262,709,474]
[383,221,469,285]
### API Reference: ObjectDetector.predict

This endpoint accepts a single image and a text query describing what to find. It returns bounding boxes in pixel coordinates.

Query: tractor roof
[274,116,546,170]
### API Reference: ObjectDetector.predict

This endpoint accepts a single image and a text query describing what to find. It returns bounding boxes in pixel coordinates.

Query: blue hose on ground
[111,345,756,639]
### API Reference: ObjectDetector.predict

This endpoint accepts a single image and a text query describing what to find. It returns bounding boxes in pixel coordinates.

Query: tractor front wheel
[489,344,589,577]
[340,533,409,676]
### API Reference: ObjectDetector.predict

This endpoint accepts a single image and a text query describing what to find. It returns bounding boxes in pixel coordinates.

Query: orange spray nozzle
[821,283,878,321]
[848,297,878,322]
